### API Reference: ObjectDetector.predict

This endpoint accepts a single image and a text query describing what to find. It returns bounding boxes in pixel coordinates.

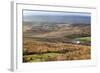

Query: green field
[76,37,91,42]
[23,53,60,62]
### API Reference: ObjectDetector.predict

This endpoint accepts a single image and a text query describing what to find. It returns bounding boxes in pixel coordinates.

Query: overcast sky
[23,10,91,24]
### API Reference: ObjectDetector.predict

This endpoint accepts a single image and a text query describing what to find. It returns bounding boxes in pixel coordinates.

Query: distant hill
[23,15,91,24]
[23,22,90,38]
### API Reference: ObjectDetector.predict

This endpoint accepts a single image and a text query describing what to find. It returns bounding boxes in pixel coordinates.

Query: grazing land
[23,22,91,62]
